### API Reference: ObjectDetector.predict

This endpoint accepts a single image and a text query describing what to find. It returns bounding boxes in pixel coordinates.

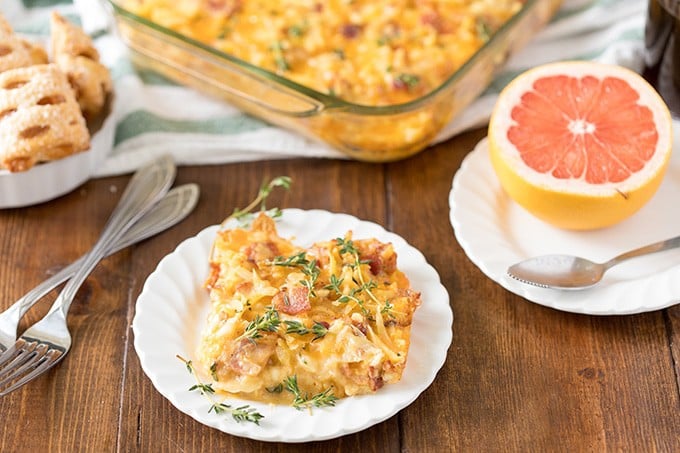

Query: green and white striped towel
[1,0,646,176]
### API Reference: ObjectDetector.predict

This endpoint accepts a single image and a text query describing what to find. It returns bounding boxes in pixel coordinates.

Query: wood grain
[0,128,678,452]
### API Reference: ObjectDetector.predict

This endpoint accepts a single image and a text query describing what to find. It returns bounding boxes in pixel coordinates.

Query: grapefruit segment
[489,61,672,230]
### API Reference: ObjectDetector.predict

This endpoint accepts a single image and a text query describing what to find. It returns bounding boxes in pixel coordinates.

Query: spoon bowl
[508,235,680,290]
[508,255,605,289]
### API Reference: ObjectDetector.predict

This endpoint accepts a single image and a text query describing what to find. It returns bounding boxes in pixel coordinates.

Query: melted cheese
[122,0,524,106]
[198,213,422,404]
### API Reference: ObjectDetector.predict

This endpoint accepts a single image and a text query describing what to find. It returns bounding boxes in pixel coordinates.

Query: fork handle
[53,156,175,316]
[9,184,197,321]
[604,235,680,269]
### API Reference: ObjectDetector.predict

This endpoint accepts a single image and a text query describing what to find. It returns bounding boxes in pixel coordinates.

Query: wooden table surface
[0,128,678,452]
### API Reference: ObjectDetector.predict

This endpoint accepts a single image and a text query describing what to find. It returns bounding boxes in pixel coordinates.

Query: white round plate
[449,136,680,315]
[0,106,116,209]
[133,208,452,442]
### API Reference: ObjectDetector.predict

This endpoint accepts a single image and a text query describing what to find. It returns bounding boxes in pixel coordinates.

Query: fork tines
[0,338,65,396]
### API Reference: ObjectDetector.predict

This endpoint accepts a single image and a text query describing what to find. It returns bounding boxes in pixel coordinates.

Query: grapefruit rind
[488,61,672,230]
[488,147,668,230]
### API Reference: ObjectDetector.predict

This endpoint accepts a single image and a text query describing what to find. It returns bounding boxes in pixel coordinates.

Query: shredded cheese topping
[198,213,421,404]
[122,0,524,106]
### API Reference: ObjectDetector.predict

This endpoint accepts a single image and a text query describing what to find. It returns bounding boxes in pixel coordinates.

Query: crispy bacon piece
[340,363,385,392]
[392,77,408,91]
[205,0,242,16]
[359,241,397,275]
[420,8,457,34]
[420,10,444,31]
[341,24,362,39]
[235,281,253,295]
[384,288,421,327]
[243,241,279,264]
[350,313,368,335]
[368,366,385,391]
[227,334,276,376]
[307,245,330,268]
[205,263,220,290]
[273,286,311,315]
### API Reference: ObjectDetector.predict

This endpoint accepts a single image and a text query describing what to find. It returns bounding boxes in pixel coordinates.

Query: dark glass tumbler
[644,0,680,116]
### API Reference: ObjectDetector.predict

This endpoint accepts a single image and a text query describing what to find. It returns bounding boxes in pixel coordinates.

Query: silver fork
[0,155,176,396]
[0,183,199,352]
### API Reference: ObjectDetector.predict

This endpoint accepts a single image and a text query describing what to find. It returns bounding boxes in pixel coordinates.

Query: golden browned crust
[0,15,12,37]
[49,12,99,60]
[50,12,112,117]
[0,16,48,74]
[0,64,90,172]
[200,213,422,402]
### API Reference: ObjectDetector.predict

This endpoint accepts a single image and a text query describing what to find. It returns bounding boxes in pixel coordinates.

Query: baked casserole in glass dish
[107,0,561,162]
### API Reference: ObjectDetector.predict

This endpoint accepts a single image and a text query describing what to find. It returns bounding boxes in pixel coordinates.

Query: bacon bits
[273,286,311,315]
[359,242,397,275]
[243,241,279,264]
[341,24,362,39]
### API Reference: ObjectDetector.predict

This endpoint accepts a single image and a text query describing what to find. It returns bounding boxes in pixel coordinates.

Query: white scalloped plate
[133,209,452,442]
[449,136,680,315]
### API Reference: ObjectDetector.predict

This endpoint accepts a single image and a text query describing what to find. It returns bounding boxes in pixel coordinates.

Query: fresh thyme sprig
[395,73,420,90]
[287,21,307,38]
[283,375,337,410]
[177,355,264,425]
[336,286,369,315]
[211,176,291,265]
[222,176,292,228]
[266,383,284,393]
[324,274,343,293]
[284,320,328,341]
[237,303,329,343]
[328,237,387,316]
[476,17,492,42]
[381,300,395,318]
[271,252,320,297]
[305,386,338,409]
[336,237,358,256]
[299,260,320,297]
[238,305,281,342]
[335,238,371,268]
[211,402,264,424]
[271,252,308,267]
[270,41,290,71]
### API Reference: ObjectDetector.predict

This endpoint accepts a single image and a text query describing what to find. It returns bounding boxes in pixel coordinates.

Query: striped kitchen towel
[1,0,646,176]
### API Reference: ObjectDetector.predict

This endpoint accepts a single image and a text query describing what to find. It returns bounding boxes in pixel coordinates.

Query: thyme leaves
[177,355,264,425]
[283,375,337,410]
[271,252,320,297]
[284,320,328,340]
[238,305,281,342]
[224,176,291,228]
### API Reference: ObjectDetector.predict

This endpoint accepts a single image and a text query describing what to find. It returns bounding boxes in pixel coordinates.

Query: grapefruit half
[488,61,673,230]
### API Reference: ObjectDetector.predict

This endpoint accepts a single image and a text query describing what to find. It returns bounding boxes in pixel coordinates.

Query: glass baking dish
[106,0,562,162]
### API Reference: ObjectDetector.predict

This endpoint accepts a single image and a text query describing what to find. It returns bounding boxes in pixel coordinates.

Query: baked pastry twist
[51,12,112,118]
[0,64,90,172]
[0,15,48,74]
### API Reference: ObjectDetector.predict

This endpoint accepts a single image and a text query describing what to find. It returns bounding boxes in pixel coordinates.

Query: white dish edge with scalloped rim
[0,105,116,209]
[449,136,680,315]
[133,208,453,442]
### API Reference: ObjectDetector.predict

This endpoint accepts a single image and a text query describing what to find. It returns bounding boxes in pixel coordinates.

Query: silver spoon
[507,235,680,290]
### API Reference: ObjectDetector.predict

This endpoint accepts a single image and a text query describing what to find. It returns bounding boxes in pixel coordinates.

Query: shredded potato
[122,0,524,106]
[198,213,421,403]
